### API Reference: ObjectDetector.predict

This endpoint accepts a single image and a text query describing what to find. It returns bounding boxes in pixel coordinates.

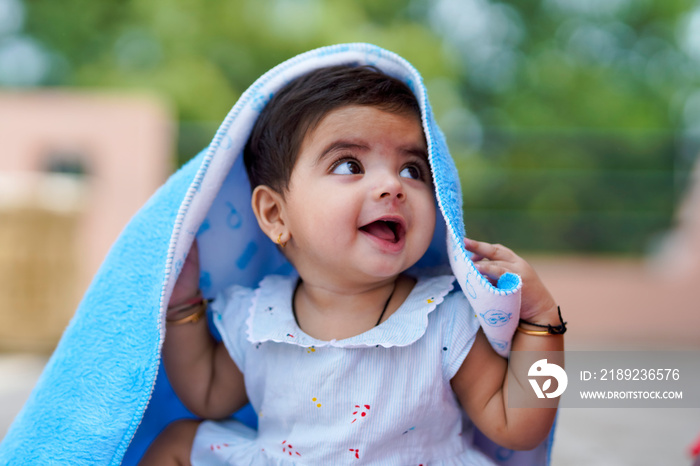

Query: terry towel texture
[0,43,553,465]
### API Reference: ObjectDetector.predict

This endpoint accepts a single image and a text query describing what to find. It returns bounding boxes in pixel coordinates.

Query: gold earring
[276,233,287,248]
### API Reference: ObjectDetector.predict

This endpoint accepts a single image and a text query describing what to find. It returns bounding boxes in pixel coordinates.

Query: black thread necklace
[292,281,396,328]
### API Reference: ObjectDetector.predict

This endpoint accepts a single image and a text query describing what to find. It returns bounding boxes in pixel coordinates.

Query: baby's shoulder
[217,282,256,303]
[213,274,296,313]
[435,283,473,316]
[413,274,475,329]
[411,272,469,303]
[407,272,472,318]
[440,285,472,308]
[211,282,258,319]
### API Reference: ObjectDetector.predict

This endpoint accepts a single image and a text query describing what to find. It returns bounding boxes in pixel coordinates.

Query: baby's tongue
[362,221,395,242]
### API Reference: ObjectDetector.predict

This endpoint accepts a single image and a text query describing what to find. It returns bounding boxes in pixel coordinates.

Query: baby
[140,64,563,465]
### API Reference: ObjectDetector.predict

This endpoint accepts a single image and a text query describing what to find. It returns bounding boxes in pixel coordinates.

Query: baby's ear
[251,185,288,242]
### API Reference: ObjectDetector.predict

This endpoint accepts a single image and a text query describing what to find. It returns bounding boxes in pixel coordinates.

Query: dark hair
[243,65,422,194]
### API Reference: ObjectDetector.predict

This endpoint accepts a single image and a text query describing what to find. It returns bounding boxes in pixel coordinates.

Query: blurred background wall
[0,92,172,350]
[1,0,700,463]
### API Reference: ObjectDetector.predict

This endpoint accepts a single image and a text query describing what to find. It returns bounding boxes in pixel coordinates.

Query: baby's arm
[450,239,563,450]
[163,240,248,419]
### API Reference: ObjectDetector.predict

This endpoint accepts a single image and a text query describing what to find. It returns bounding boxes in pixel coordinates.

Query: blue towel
[0,43,554,465]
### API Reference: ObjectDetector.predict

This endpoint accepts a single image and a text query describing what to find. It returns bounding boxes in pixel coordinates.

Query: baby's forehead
[300,105,427,154]
[315,102,422,124]
[308,104,424,137]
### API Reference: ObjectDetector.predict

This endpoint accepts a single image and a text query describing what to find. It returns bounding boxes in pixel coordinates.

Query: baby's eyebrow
[314,140,429,166]
[400,145,429,163]
[315,140,369,165]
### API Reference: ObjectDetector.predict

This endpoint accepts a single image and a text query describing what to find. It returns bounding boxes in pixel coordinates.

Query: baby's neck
[292,274,416,341]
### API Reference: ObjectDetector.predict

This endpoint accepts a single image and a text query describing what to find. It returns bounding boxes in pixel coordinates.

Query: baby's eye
[400,165,423,180]
[332,159,363,175]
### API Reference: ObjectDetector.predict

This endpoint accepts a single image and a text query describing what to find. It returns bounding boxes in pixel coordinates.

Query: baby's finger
[465,238,514,262]
[473,260,511,284]
[470,252,485,262]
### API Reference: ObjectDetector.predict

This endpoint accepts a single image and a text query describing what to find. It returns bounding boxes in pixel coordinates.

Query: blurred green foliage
[3,0,699,254]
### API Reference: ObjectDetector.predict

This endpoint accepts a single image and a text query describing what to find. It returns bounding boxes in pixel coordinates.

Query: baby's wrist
[169,290,202,310]
[518,304,567,336]
[166,290,209,326]
[169,286,200,306]
[522,304,560,326]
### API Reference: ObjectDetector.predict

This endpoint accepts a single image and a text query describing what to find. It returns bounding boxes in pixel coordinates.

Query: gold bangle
[516,325,556,336]
[167,300,207,325]
[168,290,203,314]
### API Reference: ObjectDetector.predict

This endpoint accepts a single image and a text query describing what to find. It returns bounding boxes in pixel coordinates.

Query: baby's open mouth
[359,219,404,244]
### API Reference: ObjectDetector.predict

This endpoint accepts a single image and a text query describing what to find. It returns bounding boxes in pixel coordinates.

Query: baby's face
[282,105,436,287]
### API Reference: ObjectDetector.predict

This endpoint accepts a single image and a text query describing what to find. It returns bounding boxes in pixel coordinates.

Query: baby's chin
[358,256,426,281]
[289,240,431,283]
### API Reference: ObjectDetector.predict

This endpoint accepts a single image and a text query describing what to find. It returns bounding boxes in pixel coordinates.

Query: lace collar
[245,274,455,348]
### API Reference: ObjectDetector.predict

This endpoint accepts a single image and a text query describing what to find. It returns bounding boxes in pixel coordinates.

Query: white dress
[191,273,496,465]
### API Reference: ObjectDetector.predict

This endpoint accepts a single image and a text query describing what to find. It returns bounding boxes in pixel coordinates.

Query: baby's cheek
[420,206,437,239]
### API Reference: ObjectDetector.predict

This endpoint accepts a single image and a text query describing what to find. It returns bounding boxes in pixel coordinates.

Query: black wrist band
[519,306,567,335]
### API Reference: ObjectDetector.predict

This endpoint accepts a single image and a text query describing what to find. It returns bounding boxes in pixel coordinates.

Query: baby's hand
[464,238,557,322]
[169,240,201,306]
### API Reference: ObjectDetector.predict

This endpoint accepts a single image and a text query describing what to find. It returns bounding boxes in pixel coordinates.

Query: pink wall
[0,90,174,299]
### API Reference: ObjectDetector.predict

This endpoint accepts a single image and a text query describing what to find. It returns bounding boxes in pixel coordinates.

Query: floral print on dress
[351,404,370,423]
[281,440,301,457]
[209,442,231,451]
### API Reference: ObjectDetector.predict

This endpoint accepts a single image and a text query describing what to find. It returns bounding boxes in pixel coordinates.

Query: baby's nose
[380,190,404,200]
[378,175,405,200]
